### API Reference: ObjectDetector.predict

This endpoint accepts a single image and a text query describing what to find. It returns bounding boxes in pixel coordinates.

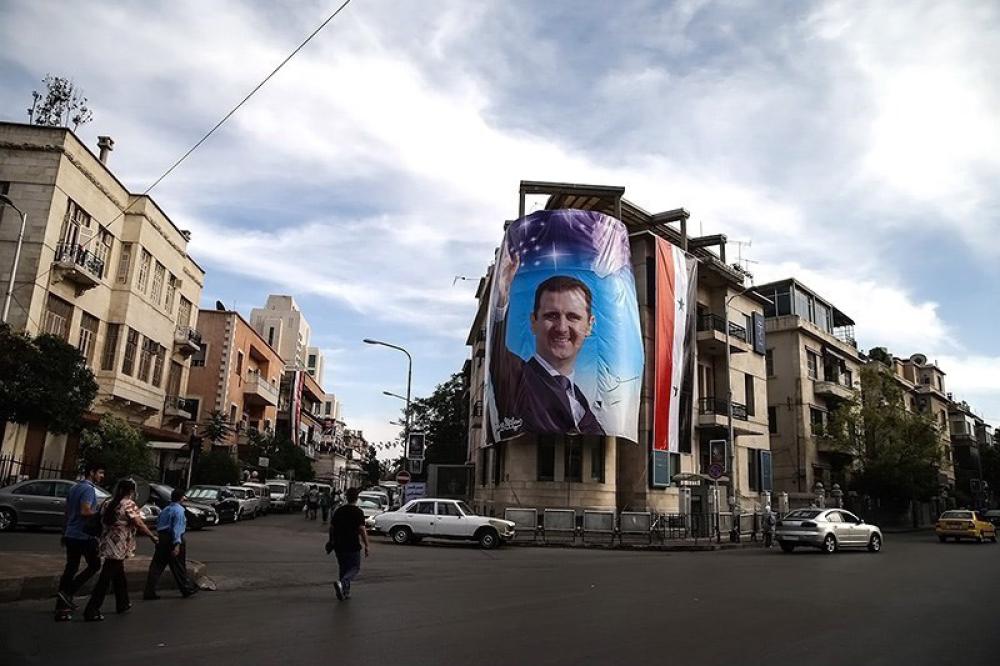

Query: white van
[266,479,290,512]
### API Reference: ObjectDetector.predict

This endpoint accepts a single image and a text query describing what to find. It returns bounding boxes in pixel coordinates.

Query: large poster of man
[485,209,643,443]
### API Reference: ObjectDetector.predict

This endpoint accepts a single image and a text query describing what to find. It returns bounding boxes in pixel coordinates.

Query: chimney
[97,136,115,164]
[180,230,192,241]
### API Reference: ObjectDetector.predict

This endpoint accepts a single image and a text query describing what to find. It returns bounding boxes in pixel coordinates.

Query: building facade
[275,368,325,459]
[468,182,770,517]
[893,353,955,489]
[249,295,312,371]
[948,401,991,507]
[185,308,283,449]
[0,122,204,477]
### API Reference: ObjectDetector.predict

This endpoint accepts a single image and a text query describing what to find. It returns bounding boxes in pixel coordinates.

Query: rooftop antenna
[452,276,472,285]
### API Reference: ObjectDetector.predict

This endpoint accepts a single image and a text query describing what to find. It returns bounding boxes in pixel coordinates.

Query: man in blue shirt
[143,488,198,599]
[55,461,105,621]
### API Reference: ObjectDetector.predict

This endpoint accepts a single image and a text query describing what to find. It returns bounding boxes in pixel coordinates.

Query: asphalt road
[2,514,999,666]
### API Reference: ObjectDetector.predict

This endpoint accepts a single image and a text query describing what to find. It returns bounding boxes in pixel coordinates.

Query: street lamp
[0,194,28,324]
[363,338,413,469]
[724,285,772,542]
[383,390,407,402]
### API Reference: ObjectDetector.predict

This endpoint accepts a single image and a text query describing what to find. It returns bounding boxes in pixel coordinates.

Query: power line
[15,0,354,308]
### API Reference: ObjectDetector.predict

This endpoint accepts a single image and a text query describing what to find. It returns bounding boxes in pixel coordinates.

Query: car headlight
[188,507,204,516]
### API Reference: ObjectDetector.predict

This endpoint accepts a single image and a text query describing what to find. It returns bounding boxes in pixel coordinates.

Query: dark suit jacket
[489,308,604,441]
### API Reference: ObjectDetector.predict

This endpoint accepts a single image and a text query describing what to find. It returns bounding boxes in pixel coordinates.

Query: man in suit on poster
[490,244,605,439]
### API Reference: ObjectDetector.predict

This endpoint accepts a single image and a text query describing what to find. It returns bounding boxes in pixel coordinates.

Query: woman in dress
[83,478,157,621]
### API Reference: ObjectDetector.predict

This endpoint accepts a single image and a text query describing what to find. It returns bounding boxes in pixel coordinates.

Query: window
[42,294,73,340]
[236,351,244,376]
[810,407,825,434]
[564,436,583,482]
[186,398,201,423]
[744,313,753,346]
[765,349,774,377]
[59,200,93,248]
[806,351,818,379]
[748,449,761,492]
[151,344,166,387]
[843,369,853,388]
[761,284,791,317]
[121,328,139,376]
[92,226,113,278]
[308,354,316,367]
[437,502,461,517]
[115,242,132,285]
[744,374,755,416]
[164,273,177,313]
[590,437,605,482]
[537,435,555,481]
[267,326,275,346]
[150,262,165,301]
[138,337,156,382]
[136,249,152,292]
[191,342,207,367]
[415,501,435,515]
[101,324,120,371]
[177,297,192,329]
[77,312,99,366]
[815,304,831,332]
[229,404,238,424]
[768,407,778,434]
[794,287,812,321]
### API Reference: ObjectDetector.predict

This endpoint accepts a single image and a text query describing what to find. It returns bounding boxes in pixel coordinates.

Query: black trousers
[144,531,196,596]
[84,558,128,615]
[55,538,101,611]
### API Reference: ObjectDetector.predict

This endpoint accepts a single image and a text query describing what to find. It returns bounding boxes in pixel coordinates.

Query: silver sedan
[776,508,883,554]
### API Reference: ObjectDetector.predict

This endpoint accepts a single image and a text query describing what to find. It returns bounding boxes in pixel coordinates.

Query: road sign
[407,432,426,460]
[258,456,270,468]
[396,470,411,485]
[708,463,724,480]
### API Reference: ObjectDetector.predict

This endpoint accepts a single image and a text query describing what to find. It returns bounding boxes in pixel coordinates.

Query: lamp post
[0,194,28,324]
[364,338,412,470]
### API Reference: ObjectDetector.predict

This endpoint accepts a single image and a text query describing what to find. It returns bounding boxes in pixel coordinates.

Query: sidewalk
[507,537,764,552]
[0,553,207,603]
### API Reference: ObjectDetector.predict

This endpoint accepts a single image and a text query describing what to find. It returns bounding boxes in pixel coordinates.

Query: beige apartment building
[185,308,283,449]
[250,294,320,372]
[468,182,771,517]
[0,122,204,476]
[755,279,863,499]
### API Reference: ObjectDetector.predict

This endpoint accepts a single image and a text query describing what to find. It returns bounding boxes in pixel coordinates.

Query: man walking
[55,461,105,621]
[763,505,776,549]
[306,486,319,520]
[143,488,198,599]
[320,490,331,523]
[326,487,369,601]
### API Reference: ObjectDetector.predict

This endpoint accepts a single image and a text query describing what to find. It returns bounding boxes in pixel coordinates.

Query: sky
[1,0,998,450]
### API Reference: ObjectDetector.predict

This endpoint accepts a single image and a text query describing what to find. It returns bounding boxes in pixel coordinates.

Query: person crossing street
[143,488,199,600]
[54,461,106,622]
[326,487,369,601]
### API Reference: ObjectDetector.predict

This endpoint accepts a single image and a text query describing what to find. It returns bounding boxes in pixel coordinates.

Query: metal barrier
[542,509,577,543]
[0,455,75,487]
[504,507,539,542]
[619,511,652,545]
[582,510,616,545]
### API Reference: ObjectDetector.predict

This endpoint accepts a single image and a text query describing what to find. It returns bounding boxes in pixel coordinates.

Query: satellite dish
[910,353,927,365]
[215,300,226,311]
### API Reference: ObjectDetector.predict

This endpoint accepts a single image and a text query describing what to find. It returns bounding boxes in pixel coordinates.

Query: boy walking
[326,488,369,600]
[144,488,199,599]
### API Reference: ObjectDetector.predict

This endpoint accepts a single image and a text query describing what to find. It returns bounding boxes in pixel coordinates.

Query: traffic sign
[396,470,411,485]
[708,463,724,480]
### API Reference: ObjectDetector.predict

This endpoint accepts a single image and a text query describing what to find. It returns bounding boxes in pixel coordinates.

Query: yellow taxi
[935,510,998,543]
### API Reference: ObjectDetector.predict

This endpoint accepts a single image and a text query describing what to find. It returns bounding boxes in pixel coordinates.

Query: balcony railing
[697,314,748,343]
[698,397,748,421]
[163,395,193,418]
[175,325,202,347]
[53,242,105,286]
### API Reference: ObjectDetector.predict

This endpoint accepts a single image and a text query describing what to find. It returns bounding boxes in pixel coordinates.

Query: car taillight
[801,521,817,528]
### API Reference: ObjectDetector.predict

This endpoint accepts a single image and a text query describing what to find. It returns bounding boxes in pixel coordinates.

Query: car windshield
[267,484,285,493]
[187,488,220,500]
[457,501,475,516]
[359,499,381,509]
[229,488,247,498]
[785,509,822,519]
[941,511,973,519]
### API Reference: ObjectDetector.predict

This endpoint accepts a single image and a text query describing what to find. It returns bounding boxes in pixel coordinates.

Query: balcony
[52,243,104,293]
[174,326,202,356]
[699,397,748,421]
[697,397,767,435]
[243,373,279,407]
[696,314,750,356]
[163,395,193,421]
[814,380,855,403]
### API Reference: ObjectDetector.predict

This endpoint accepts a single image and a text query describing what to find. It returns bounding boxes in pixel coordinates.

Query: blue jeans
[335,550,361,592]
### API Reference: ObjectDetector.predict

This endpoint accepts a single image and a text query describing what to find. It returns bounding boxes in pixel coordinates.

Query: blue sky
[2,0,998,449]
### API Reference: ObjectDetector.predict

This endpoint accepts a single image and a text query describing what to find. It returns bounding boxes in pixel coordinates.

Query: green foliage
[982,444,1000,501]
[203,410,231,445]
[194,448,241,486]
[28,74,93,129]
[242,431,314,482]
[80,415,156,485]
[406,371,468,466]
[825,364,943,501]
[0,324,98,434]
[867,347,893,366]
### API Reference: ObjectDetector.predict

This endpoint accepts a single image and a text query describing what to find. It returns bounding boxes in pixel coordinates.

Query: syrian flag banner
[653,237,697,453]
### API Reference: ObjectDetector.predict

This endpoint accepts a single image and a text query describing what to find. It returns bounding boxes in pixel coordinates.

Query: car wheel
[476,527,500,550]
[867,533,882,553]
[938,535,946,543]
[779,541,795,553]
[0,508,16,532]
[976,533,985,544]
[822,534,837,554]
[390,526,412,545]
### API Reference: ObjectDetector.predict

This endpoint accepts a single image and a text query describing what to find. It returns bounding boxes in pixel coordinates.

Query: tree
[27,75,93,130]
[825,364,943,501]
[202,410,231,446]
[405,371,469,466]
[243,431,314,482]
[867,346,893,366]
[193,448,240,486]
[1,324,98,434]
[80,415,157,486]
[363,445,387,484]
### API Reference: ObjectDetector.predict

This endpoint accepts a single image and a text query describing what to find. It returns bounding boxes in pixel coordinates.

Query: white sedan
[371,498,515,549]
[226,486,261,519]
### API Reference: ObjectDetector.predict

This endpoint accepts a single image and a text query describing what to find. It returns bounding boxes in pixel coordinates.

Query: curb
[506,539,760,552]
[0,560,207,604]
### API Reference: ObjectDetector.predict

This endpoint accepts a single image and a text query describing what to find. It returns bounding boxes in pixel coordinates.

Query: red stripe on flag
[653,239,676,452]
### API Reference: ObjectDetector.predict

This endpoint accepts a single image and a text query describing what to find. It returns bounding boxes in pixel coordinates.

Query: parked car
[184,485,240,523]
[146,483,220,530]
[140,503,161,529]
[287,482,308,512]
[266,479,290,512]
[243,482,272,514]
[981,509,1000,530]
[227,486,261,519]
[775,508,883,554]
[371,498,515,549]
[359,491,389,512]
[935,510,998,543]
[0,479,110,531]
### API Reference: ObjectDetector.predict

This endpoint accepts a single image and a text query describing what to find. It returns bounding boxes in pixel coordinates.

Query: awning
[147,441,187,451]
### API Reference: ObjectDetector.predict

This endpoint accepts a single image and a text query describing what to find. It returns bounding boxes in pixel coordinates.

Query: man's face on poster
[530,287,595,372]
